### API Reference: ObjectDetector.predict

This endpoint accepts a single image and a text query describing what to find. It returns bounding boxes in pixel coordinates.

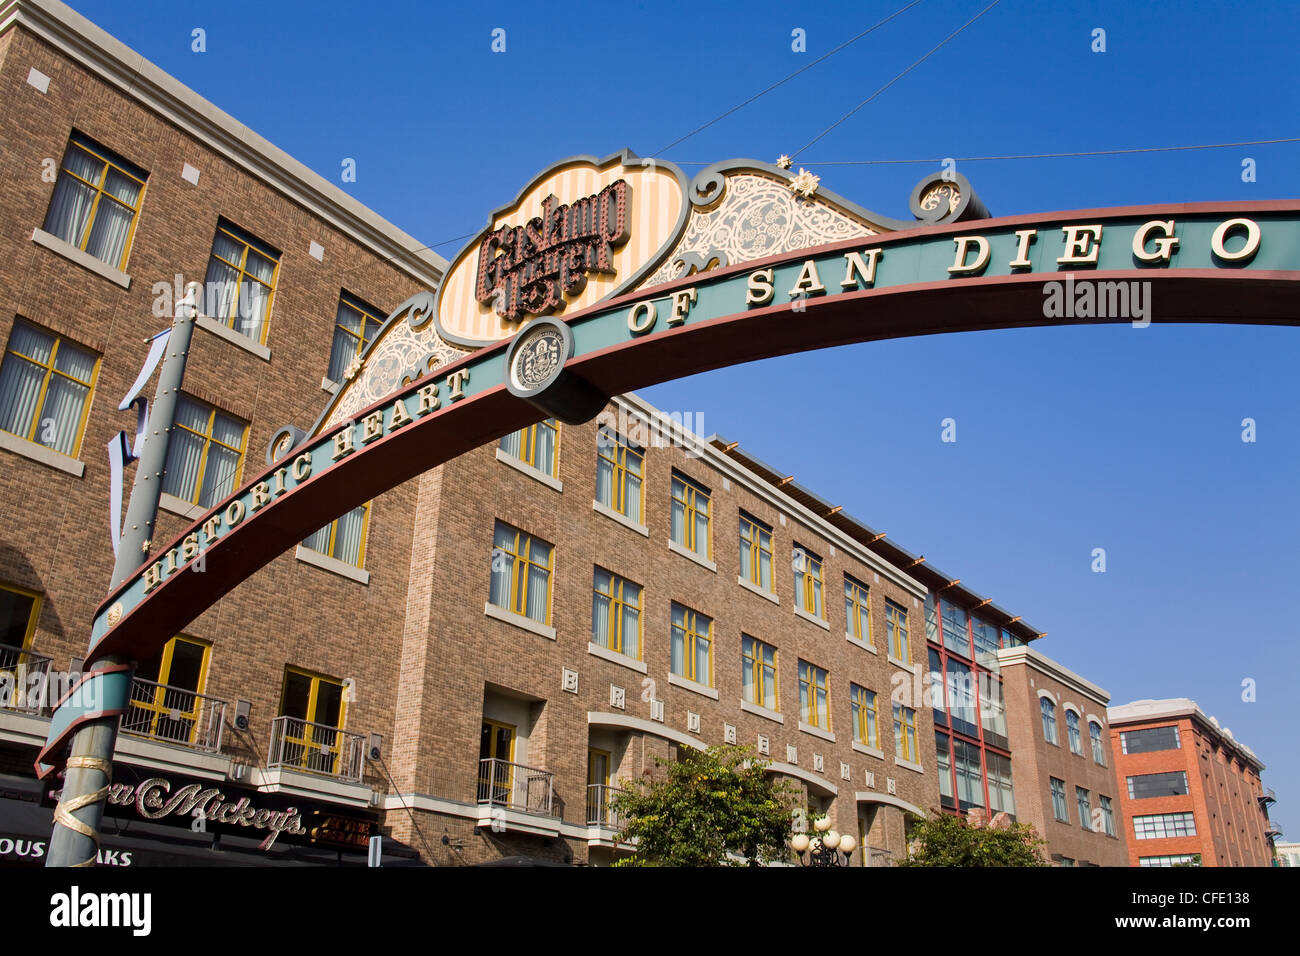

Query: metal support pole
[47,284,199,867]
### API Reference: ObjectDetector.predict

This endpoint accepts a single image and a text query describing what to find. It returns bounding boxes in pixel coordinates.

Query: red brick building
[1108,698,1276,867]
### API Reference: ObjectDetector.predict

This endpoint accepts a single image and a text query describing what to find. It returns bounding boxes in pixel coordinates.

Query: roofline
[705,433,1045,643]
[995,645,1110,706]
[1107,698,1265,771]
[1,0,447,288]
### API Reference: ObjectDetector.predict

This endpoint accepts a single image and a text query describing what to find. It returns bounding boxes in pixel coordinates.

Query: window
[302,504,369,567]
[479,719,516,804]
[1120,725,1181,754]
[987,752,1016,817]
[1133,812,1197,840]
[1050,777,1069,823]
[595,427,643,522]
[670,472,711,558]
[123,635,211,745]
[278,667,347,775]
[0,321,100,457]
[885,600,910,663]
[161,395,248,508]
[793,545,823,618]
[327,292,386,382]
[940,600,970,656]
[203,221,280,344]
[798,660,830,730]
[741,635,778,711]
[1066,710,1083,755]
[738,513,773,591]
[850,684,877,747]
[489,521,553,625]
[979,672,1008,749]
[844,576,871,644]
[1040,697,1059,745]
[43,133,146,270]
[1076,787,1092,829]
[935,733,954,807]
[500,419,558,477]
[1138,854,1201,867]
[893,704,918,762]
[928,647,946,722]
[1090,720,1106,765]
[1127,771,1190,800]
[592,568,642,659]
[971,616,999,658]
[954,738,984,809]
[670,603,712,685]
[946,658,977,737]
[0,583,41,651]
[1098,795,1116,836]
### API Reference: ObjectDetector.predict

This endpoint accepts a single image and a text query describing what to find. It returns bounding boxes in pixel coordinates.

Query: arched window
[1089,720,1106,765]
[1040,697,1058,745]
[1066,709,1083,755]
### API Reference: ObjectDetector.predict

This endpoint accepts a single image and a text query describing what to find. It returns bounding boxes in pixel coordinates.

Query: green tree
[609,744,798,866]
[898,810,1049,867]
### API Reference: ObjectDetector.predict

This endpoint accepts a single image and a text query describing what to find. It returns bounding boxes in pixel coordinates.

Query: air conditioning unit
[234,699,251,731]
[368,733,382,761]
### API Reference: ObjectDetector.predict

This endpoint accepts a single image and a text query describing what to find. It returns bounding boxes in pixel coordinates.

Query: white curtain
[525,545,549,622]
[0,326,47,440]
[499,428,523,460]
[693,499,709,555]
[620,593,639,658]
[161,397,209,502]
[489,524,513,608]
[534,421,556,474]
[670,495,684,544]
[624,464,641,519]
[302,524,331,554]
[333,506,365,564]
[83,168,139,266]
[670,607,685,675]
[327,326,356,382]
[43,148,100,247]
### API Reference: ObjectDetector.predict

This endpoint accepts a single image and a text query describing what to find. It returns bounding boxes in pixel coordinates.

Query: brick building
[0,0,1124,868]
[1108,698,1276,867]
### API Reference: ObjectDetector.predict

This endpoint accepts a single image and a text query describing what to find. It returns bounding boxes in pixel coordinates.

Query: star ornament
[140,538,152,553]
[344,356,362,381]
[776,154,793,170]
[788,168,820,199]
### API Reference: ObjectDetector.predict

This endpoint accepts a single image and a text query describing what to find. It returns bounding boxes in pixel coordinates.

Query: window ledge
[886,654,913,671]
[592,499,647,536]
[846,634,878,655]
[587,641,647,674]
[159,492,206,520]
[0,430,85,477]
[483,601,556,640]
[31,227,131,289]
[496,447,563,492]
[667,538,716,572]
[739,699,784,724]
[793,604,829,631]
[852,742,885,760]
[195,314,272,362]
[667,672,718,700]
[321,377,340,395]
[894,756,925,774]
[295,545,370,585]
[798,721,835,743]
[736,575,778,604]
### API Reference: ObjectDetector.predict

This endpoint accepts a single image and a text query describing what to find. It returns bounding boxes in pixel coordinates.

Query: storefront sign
[106,777,306,850]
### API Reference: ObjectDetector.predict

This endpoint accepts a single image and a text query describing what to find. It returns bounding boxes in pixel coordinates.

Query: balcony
[268,715,364,782]
[586,783,625,829]
[0,643,53,714]
[120,677,226,751]
[1259,787,1277,805]
[477,757,555,816]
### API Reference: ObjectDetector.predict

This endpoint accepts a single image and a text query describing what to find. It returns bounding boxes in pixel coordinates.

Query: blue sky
[66,0,1300,829]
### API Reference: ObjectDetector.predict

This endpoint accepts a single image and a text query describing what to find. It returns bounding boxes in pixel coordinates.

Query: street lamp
[791,814,857,867]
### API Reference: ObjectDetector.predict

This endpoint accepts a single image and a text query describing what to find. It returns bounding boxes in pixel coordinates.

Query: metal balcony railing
[268,715,364,782]
[0,643,54,714]
[477,757,554,816]
[586,784,625,828]
[1259,787,1277,804]
[120,677,227,751]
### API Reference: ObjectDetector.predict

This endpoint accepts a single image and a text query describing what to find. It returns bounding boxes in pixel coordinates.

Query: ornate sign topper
[435,150,690,347]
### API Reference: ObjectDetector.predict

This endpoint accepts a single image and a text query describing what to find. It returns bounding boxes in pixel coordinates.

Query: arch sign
[38,150,1300,776]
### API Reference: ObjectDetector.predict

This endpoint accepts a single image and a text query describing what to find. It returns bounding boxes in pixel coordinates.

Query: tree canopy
[899,810,1049,867]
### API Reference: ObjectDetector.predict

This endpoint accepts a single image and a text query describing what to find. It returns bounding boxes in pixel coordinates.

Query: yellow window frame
[795,545,824,618]
[845,576,872,645]
[739,512,773,589]
[334,291,385,363]
[309,502,370,567]
[171,395,249,506]
[798,659,830,730]
[49,134,147,270]
[671,471,711,558]
[129,635,212,743]
[671,604,713,686]
[593,567,642,658]
[886,599,910,663]
[894,703,918,762]
[207,223,281,345]
[597,427,644,521]
[1,321,101,456]
[741,634,779,711]
[851,684,878,747]
[480,718,517,801]
[509,419,559,476]
[0,582,42,651]
[587,747,612,787]
[495,523,554,624]
[279,666,348,771]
